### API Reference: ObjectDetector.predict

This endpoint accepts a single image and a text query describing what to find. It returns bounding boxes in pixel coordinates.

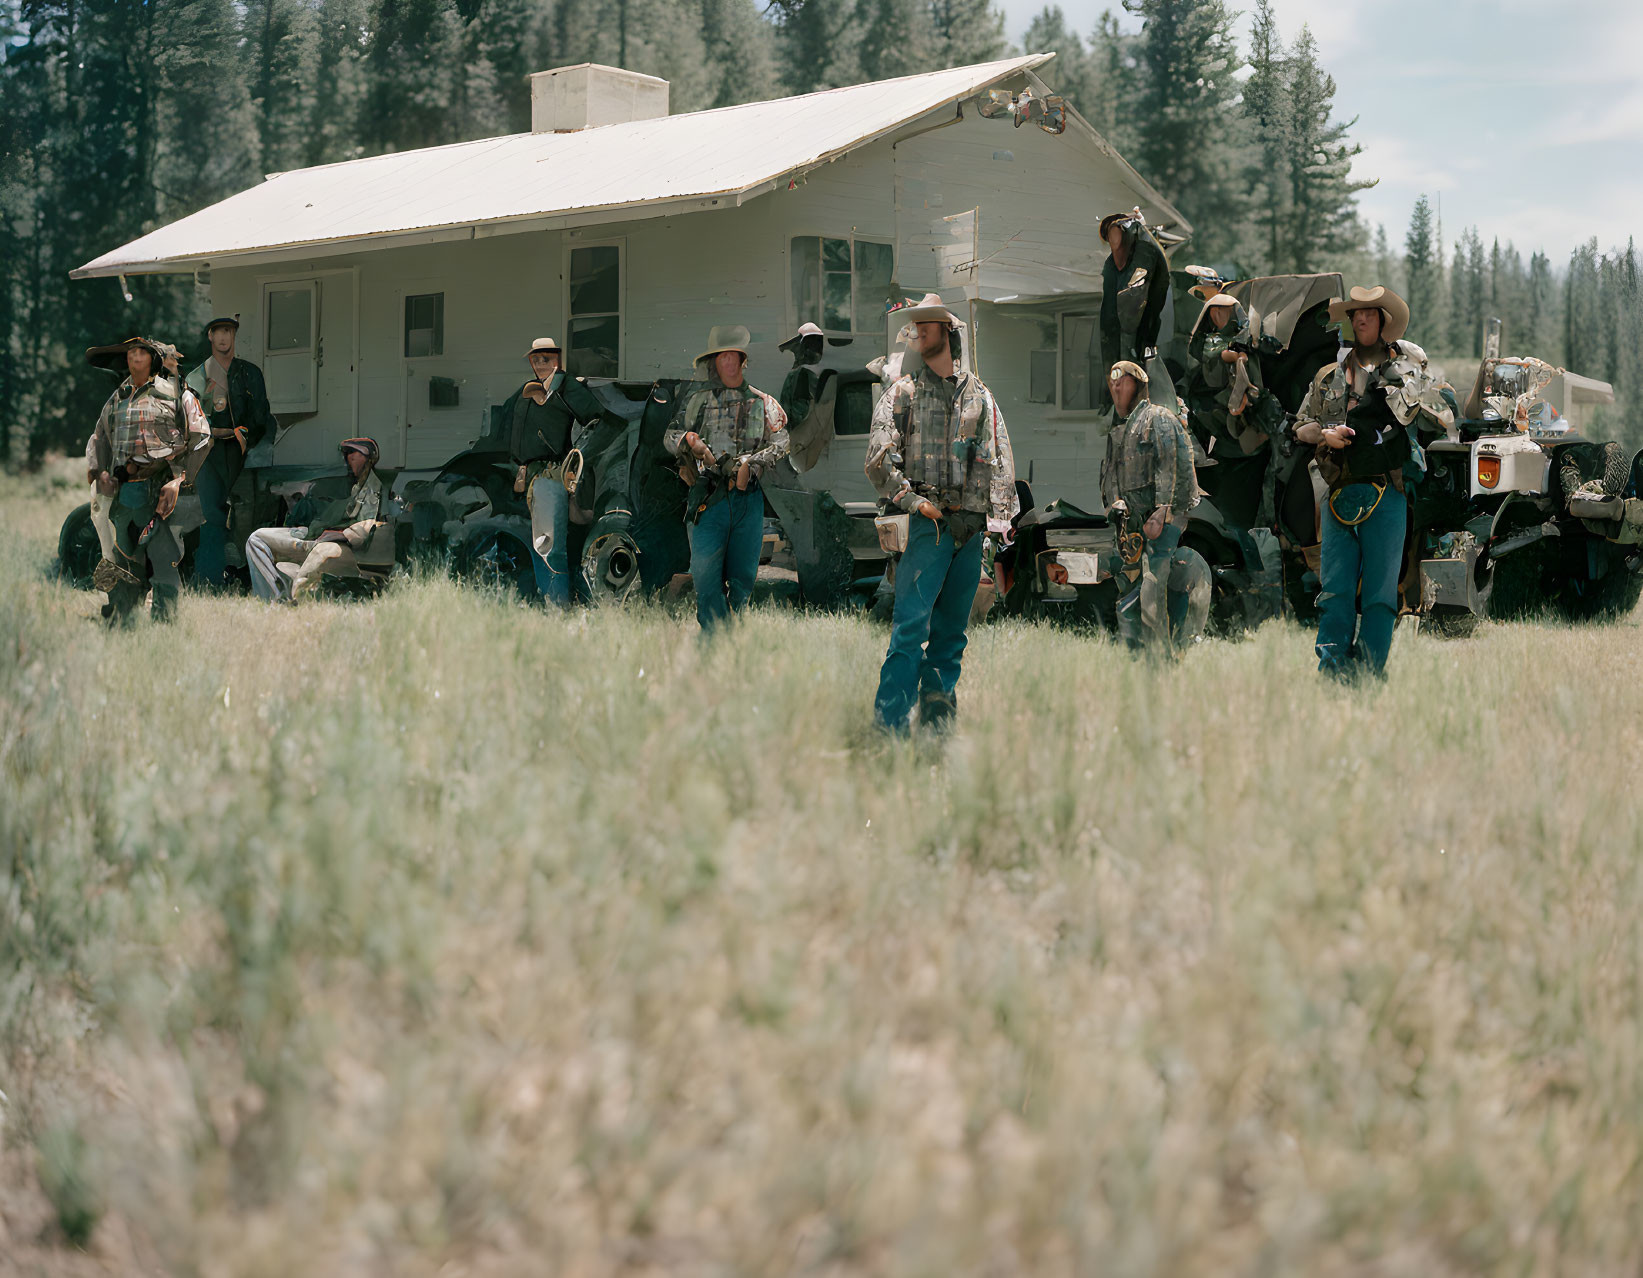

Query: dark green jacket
[185,356,276,448]
[504,373,604,465]
[779,366,821,430]
[1100,232,1169,368]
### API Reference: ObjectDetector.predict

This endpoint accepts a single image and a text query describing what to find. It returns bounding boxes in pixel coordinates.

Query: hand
[685,432,712,462]
[1143,507,1166,540]
[1219,348,1242,364]
[94,470,119,495]
[1294,421,1324,446]
[916,500,943,522]
[1320,425,1355,450]
[735,460,751,491]
[156,477,183,518]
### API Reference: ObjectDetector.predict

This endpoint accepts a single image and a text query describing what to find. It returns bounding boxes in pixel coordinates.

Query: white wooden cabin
[74,55,1189,510]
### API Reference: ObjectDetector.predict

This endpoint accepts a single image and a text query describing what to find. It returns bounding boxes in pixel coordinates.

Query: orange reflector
[1477,456,1501,489]
[1046,561,1069,585]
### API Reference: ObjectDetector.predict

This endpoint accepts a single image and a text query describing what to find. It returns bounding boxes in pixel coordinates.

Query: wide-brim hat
[1329,285,1409,342]
[204,316,240,336]
[339,436,379,465]
[778,321,825,352]
[1202,293,1240,309]
[1100,210,1140,240]
[896,293,960,328]
[1108,359,1149,386]
[695,324,752,366]
[86,335,163,372]
[525,336,563,360]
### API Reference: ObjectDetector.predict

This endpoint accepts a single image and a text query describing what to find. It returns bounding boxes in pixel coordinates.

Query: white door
[263,280,320,413]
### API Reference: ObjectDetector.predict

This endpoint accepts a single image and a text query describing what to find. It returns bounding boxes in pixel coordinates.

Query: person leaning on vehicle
[1099,210,1170,405]
[83,335,212,626]
[503,336,604,607]
[185,316,275,589]
[1292,285,1453,680]
[1100,360,1211,655]
[664,324,790,634]
[244,437,385,605]
[777,321,826,427]
[1187,293,1284,457]
[865,293,1018,733]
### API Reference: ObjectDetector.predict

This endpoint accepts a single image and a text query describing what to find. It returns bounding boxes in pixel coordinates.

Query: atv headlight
[1477,456,1501,489]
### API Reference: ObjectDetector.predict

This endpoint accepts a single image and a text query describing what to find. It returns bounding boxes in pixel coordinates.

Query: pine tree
[1279,26,1369,273]
[929,0,1005,68]
[1083,11,1137,155]
[763,0,861,93]
[1240,0,1288,274]
[699,0,782,107]
[1020,6,1091,110]
[856,0,937,83]
[1404,195,1443,342]
[1525,250,1553,356]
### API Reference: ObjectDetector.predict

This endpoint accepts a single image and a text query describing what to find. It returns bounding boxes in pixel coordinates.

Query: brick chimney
[529,64,670,133]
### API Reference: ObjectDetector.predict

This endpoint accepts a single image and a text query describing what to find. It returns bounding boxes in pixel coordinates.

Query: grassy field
[3,460,1643,1276]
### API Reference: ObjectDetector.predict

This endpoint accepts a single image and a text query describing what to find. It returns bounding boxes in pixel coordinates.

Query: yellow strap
[1328,481,1386,528]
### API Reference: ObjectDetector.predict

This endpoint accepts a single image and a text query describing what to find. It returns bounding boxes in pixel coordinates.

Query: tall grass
[3,460,1642,1274]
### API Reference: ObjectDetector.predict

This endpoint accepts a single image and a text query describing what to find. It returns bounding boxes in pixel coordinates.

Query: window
[834,375,877,436]
[790,235,895,335]
[1028,349,1057,404]
[404,292,444,357]
[1060,313,1101,411]
[567,244,621,378]
[267,287,313,353]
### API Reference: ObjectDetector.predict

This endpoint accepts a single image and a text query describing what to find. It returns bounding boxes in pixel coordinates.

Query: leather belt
[210,427,240,440]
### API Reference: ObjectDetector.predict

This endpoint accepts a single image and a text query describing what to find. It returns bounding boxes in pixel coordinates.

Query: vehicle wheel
[56,503,102,590]
[454,526,536,598]
[1421,607,1479,639]
[581,530,642,602]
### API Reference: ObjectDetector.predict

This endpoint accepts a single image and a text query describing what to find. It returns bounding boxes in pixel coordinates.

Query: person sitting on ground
[245,437,386,605]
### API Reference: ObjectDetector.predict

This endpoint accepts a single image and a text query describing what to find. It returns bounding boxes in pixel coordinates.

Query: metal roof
[73,54,1188,279]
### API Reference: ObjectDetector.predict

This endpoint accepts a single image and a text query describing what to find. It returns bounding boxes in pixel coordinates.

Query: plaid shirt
[1297,340,1454,435]
[865,365,1018,530]
[86,376,208,479]
[1101,400,1199,531]
[664,377,790,479]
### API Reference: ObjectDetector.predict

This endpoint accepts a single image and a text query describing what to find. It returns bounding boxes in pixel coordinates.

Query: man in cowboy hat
[185,316,276,588]
[83,336,212,625]
[1185,292,1285,530]
[1293,285,1454,678]
[664,324,790,632]
[1099,210,1170,407]
[777,321,826,428]
[1101,360,1211,655]
[244,437,387,604]
[502,336,604,606]
[865,293,1017,732]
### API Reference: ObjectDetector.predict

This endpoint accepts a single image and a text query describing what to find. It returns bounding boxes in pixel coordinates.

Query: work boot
[92,557,140,592]
[917,687,957,732]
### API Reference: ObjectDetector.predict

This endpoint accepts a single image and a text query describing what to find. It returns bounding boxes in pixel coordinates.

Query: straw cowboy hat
[524,336,563,360]
[778,321,825,352]
[896,293,961,328]
[695,324,752,366]
[1328,285,1409,342]
[1108,359,1149,386]
[85,335,164,372]
[1202,293,1240,309]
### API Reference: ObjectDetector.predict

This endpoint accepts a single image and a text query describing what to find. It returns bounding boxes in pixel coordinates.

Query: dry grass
[3,458,1642,1276]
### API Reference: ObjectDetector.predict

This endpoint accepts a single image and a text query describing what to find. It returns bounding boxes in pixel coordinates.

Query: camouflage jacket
[305,469,384,550]
[86,375,210,481]
[664,377,790,480]
[1297,340,1454,488]
[865,364,1018,532]
[1101,399,1200,531]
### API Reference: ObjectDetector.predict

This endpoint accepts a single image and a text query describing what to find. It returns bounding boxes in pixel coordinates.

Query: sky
[1002,0,1643,263]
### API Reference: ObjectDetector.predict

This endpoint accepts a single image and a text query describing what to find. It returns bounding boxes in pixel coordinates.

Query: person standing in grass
[503,336,605,607]
[664,324,790,633]
[777,321,826,427]
[865,294,1017,733]
[185,316,275,589]
[1293,286,1453,679]
[1101,360,1210,655]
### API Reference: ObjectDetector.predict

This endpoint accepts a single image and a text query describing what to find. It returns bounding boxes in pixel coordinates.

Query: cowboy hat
[694,324,752,366]
[339,436,379,465]
[1099,210,1141,240]
[1328,285,1409,342]
[778,321,825,352]
[85,335,164,372]
[1108,360,1149,386]
[524,336,563,359]
[1202,293,1240,309]
[895,293,961,328]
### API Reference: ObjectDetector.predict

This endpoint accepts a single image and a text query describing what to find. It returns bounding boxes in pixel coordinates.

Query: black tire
[56,503,102,590]
[453,526,536,598]
[1422,607,1479,639]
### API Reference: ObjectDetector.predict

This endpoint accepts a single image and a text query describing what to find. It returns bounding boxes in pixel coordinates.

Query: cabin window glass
[835,377,876,436]
[1060,313,1100,410]
[568,245,621,378]
[791,235,894,336]
[267,288,313,353]
[1028,350,1057,404]
[404,292,444,357]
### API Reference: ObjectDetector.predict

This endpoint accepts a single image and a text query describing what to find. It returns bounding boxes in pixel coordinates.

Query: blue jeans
[1316,482,1407,677]
[529,473,572,606]
[194,443,243,587]
[688,486,764,631]
[874,516,985,731]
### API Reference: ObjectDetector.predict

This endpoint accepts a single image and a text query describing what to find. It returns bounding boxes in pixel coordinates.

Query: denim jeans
[688,486,764,631]
[874,515,985,731]
[1316,482,1406,677]
[529,473,573,607]
[193,443,244,588]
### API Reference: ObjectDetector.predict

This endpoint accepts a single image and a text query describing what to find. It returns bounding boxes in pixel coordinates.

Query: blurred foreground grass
[3,459,1643,1276]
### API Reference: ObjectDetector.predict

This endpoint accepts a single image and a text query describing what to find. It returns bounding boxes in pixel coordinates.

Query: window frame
[787,231,896,339]
[1056,310,1105,415]
[562,237,625,380]
[402,291,445,359]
